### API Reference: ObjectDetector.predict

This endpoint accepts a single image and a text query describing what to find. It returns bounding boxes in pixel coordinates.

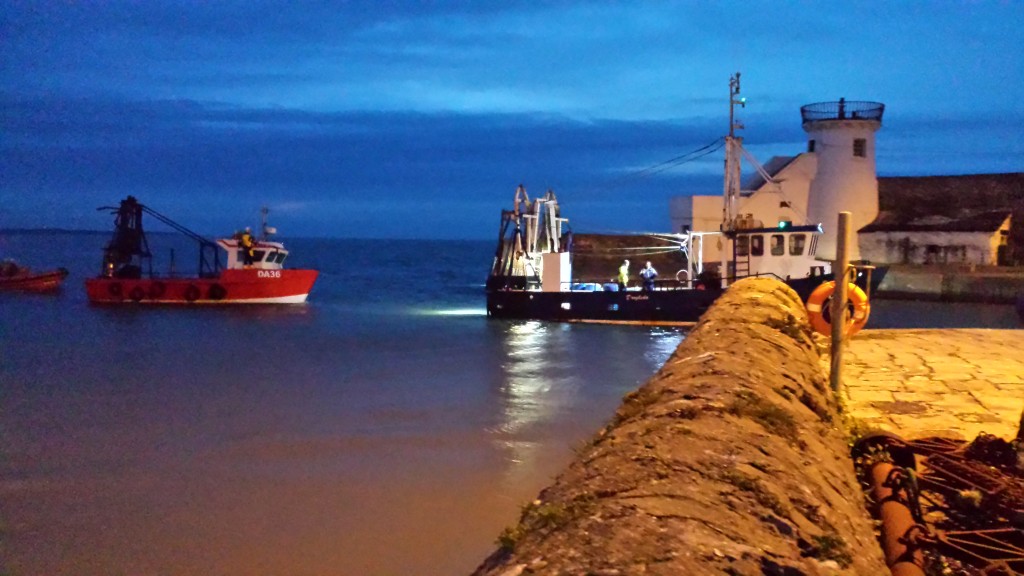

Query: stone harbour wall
[877,264,1024,303]
[471,277,887,576]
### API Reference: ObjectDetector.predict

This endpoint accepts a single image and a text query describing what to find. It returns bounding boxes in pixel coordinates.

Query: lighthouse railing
[801,100,884,122]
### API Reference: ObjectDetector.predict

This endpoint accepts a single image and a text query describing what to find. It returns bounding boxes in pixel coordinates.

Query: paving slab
[834,329,1024,441]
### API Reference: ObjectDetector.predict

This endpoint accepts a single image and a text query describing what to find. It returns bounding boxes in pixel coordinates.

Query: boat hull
[0,268,69,292]
[486,270,884,324]
[84,269,318,304]
[487,286,724,323]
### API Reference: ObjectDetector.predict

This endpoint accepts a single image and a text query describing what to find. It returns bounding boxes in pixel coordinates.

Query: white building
[859,210,1012,265]
[671,98,885,262]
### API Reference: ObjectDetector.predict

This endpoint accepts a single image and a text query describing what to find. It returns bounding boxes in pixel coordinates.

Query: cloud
[1,2,1021,237]
[0,94,736,236]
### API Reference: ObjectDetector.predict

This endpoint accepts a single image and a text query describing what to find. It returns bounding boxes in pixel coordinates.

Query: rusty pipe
[868,461,926,576]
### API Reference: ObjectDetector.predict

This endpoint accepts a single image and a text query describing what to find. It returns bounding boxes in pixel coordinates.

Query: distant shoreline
[1,228,108,234]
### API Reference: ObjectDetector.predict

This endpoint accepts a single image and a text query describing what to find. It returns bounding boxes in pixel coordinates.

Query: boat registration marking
[257,270,282,279]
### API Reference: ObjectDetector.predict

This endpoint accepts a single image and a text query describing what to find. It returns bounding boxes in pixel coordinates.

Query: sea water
[1,232,686,576]
[1,232,1020,576]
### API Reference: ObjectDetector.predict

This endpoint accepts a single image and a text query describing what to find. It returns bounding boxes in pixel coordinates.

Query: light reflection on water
[499,321,570,435]
[490,320,685,495]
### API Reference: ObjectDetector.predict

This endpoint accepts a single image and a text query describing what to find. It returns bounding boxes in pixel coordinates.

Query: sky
[2,1,1022,239]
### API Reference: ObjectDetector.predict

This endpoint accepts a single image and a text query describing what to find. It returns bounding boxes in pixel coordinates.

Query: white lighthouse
[802,98,885,260]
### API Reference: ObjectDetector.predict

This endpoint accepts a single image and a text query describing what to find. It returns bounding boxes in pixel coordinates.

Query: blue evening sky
[2,1,1022,238]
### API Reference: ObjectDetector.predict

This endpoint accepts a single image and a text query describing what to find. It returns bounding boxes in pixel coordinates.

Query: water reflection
[645,327,687,365]
[491,321,686,490]
[498,321,570,435]
[415,307,488,316]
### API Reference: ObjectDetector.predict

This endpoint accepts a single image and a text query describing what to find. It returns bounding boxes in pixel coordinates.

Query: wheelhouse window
[750,235,764,257]
[736,236,749,256]
[790,234,807,256]
[853,138,866,157]
[238,250,276,263]
[807,139,816,152]
[276,253,287,264]
[770,234,785,256]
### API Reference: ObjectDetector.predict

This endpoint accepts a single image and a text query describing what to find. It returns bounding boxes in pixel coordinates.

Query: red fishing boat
[0,260,69,292]
[85,196,318,305]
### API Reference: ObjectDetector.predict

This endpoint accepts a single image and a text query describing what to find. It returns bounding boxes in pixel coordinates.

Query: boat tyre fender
[675,269,689,284]
[806,281,870,337]
[148,281,166,300]
[108,282,124,299]
[208,284,227,301]
[129,286,146,302]
[184,284,201,302]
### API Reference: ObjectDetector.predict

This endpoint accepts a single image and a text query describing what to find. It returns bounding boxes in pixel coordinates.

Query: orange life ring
[806,281,870,337]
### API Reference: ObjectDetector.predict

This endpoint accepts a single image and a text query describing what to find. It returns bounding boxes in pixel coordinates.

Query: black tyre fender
[129,286,145,302]
[208,284,227,301]
[184,284,201,302]
[148,281,166,300]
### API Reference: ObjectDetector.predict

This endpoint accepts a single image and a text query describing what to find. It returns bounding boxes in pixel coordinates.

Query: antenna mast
[722,72,745,231]
[260,206,277,240]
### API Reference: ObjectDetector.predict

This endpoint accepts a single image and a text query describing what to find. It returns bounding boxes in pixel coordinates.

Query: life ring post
[830,212,852,395]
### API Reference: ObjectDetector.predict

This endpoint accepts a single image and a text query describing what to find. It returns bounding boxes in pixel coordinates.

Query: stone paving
[836,329,1024,441]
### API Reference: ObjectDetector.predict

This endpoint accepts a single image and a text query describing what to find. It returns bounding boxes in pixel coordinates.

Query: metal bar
[867,461,926,576]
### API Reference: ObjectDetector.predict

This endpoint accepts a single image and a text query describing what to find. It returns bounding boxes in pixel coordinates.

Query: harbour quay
[837,328,1024,440]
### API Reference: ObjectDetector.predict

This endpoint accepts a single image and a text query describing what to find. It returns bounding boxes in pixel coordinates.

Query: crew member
[617,259,630,290]
[240,227,255,268]
[639,261,658,291]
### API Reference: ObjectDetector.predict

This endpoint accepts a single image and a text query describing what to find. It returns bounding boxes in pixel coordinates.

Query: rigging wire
[601,137,725,189]
[569,138,728,235]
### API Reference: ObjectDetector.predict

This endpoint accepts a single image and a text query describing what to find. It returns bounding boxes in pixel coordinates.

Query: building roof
[741,155,800,192]
[860,209,1011,233]
[877,173,1024,219]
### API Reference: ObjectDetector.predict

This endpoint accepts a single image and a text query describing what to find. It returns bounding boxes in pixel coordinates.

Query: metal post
[830,211,852,394]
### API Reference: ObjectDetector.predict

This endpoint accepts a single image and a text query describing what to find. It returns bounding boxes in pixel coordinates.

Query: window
[276,253,288,264]
[807,139,816,152]
[770,234,785,256]
[750,235,764,256]
[780,201,791,208]
[736,236,749,256]
[252,250,267,262]
[853,138,866,157]
[790,234,806,256]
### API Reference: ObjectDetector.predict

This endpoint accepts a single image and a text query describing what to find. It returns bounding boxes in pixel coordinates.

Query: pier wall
[878,264,1024,303]
[472,278,886,576]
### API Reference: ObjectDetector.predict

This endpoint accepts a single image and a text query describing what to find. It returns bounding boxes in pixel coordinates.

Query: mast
[719,73,745,289]
[260,206,277,240]
[721,72,745,232]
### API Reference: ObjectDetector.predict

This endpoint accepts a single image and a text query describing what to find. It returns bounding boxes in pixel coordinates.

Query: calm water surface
[1,232,685,576]
[1,232,1020,575]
